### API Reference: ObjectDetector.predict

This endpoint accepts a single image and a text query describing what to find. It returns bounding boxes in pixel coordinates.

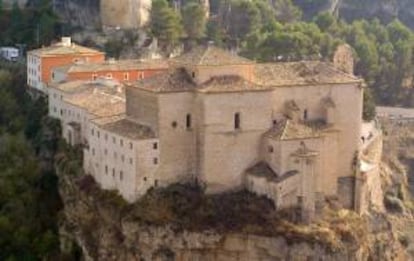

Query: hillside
[294,0,414,30]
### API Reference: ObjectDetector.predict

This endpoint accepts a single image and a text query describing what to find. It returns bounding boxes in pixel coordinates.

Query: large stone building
[48,45,381,220]
[89,46,367,216]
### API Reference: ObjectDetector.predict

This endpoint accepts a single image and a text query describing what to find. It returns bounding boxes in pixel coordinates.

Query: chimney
[61,37,72,47]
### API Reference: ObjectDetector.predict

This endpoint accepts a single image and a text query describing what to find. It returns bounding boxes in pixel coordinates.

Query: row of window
[103,165,159,187]
[93,147,135,164]
[90,128,158,151]
[28,56,39,64]
[28,67,39,75]
[171,113,241,130]
[91,72,145,81]
[91,128,135,149]
[91,146,159,165]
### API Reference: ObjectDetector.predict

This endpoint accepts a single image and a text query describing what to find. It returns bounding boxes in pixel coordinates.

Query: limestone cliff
[57,153,408,260]
[53,0,101,29]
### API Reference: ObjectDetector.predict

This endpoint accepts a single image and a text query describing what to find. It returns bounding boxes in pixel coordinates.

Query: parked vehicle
[0,47,19,62]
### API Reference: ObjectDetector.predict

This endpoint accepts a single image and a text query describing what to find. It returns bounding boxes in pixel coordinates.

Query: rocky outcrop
[53,0,101,29]
[57,170,407,260]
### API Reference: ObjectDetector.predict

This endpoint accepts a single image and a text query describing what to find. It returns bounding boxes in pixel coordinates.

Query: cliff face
[57,169,407,261]
[53,0,150,30]
[53,0,101,29]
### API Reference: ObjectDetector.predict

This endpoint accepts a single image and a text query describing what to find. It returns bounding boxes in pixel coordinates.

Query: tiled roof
[129,69,270,93]
[93,115,155,140]
[29,43,103,57]
[172,45,254,66]
[49,80,91,93]
[198,75,270,93]
[56,59,169,73]
[246,161,299,183]
[254,61,360,86]
[65,86,125,117]
[130,68,196,92]
[266,119,324,140]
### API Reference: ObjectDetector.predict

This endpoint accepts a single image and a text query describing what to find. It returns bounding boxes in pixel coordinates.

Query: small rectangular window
[120,171,123,181]
[234,113,240,130]
[91,128,94,136]
[186,114,192,129]
[153,158,158,165]
[105,165,108,174]
[153,142,158,150]
[130,142,133,149]
[97,131,100,138]
[112,168,115,177]
[129,158,133,164]
[123,72,129,80]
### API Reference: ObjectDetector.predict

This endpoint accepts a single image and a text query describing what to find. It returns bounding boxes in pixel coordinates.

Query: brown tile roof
[56,59,169,74]
[266,119,324,140]
[129,69,270,93]
[49,80,91,93]
[172,45,254,66]
[130,68,196,92]
[93,115,155,140]
[254,61,360,86]
[198,75,270,93]
[29,43,103,57]
[246,162,299,183]
[65,86,125,117]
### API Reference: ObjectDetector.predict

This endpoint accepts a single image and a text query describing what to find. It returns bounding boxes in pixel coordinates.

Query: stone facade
[46,45,381,220]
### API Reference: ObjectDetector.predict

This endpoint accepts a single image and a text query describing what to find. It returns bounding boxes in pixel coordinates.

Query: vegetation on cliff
[0,0,60,48]
[57,145,367,252]
[0,63,63,259]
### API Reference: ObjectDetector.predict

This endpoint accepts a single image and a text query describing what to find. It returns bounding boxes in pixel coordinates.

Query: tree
[220,0,260,44]
[150,0,183,53]
[182,2,207,45]
[273,0,302,23]
[363,88,376,121]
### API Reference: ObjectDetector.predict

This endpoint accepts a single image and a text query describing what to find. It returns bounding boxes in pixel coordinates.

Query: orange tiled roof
[55,59,169,73]
[29,43,103,57]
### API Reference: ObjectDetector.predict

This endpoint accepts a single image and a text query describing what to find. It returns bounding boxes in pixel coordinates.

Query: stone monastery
[29,38,384,222]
